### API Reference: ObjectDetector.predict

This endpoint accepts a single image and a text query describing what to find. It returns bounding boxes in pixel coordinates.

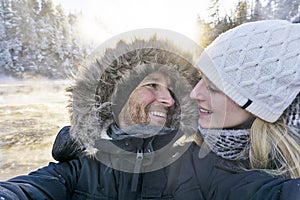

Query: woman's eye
[207,85,220,93]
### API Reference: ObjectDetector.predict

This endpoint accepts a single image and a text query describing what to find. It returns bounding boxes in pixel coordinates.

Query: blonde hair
[250,117,300,178]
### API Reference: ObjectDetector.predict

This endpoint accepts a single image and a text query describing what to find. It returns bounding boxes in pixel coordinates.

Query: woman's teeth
[199,108,212,114]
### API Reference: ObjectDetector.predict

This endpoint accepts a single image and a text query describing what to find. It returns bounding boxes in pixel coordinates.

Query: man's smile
[150,111,167,118]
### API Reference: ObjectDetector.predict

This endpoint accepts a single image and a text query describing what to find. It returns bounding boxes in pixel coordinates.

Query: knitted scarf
[198,94,299,161]
[283,93,300,130]
[198,126,250,160]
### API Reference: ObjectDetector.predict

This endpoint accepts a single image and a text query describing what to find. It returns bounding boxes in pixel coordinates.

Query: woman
[190,20,300,199]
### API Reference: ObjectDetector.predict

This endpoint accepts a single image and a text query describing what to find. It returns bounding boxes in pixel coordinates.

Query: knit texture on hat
[197,20,300,122]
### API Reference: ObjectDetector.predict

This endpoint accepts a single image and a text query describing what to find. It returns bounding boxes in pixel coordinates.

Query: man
[0,32,202,199]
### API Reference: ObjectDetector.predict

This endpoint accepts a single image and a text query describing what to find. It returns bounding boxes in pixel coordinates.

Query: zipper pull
[131,149,143,191]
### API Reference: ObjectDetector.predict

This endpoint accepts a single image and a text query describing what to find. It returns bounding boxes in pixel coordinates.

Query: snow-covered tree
[275,0,299,20]
[0,0,90,79]
[251,0,264,21]
[197,0,300,47]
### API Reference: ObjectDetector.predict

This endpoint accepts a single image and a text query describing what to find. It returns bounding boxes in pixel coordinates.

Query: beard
[118,95,174,128]
[127,96,149,125]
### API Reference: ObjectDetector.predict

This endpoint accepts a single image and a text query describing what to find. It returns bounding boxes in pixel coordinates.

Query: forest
[198,0,300,47]
[0,0,90,79]
[1,0,299,79]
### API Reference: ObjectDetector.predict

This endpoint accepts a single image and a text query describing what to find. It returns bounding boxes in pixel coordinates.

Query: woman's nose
[190,79,205,100]
[157,87,175,107]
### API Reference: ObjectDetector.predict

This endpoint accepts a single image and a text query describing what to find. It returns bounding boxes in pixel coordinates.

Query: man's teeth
[151,111,167,118]
[199,108,211,114]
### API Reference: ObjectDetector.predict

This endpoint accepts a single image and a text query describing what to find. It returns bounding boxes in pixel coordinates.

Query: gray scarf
[198,126,250,160]
[198,94,300,161]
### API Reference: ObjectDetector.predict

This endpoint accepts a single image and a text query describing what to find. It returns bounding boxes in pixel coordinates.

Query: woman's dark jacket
[187,143,300,200]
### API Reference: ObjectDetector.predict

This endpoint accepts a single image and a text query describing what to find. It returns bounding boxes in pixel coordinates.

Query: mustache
[148,104,175,116]
[123,92,177,127]
[129,103,174,126]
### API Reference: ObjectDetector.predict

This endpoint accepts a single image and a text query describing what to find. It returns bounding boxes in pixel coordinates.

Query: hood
[67,35,201,154]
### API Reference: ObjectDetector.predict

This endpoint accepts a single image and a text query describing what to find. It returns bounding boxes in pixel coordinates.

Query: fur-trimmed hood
[67,35,201,154]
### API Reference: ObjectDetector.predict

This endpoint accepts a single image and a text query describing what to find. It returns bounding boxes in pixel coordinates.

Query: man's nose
[156,87,175,107]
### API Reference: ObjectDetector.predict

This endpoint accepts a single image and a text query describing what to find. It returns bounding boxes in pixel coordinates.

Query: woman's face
[118,72,175,128]
[190,76,252,129]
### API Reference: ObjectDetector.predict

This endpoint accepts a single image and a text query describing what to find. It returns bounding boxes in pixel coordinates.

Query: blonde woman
[190,20,300,199]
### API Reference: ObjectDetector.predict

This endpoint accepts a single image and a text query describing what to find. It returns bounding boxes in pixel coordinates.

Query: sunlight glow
[76,15,111,45]
[53,0,238,45]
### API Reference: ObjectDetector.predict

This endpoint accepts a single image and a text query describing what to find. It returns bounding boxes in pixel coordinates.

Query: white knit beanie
[197,20,300,122]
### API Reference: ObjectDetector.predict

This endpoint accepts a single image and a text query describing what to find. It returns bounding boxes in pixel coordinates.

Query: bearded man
[0,32,202,199]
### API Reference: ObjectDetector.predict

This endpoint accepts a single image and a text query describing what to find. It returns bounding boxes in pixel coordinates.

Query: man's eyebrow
[143,77,161,82]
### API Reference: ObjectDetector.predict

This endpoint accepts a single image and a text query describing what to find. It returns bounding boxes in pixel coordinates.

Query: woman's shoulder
[189,142,300,200]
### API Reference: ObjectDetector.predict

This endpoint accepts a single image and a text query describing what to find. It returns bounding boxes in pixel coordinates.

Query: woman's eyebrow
[202,76,211,84]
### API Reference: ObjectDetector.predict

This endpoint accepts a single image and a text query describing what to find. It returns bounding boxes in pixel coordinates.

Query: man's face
[118,72,175,128]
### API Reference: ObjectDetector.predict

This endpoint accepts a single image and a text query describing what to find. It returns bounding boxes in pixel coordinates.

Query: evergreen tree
[15,0,39,78]
[208,0,221,25]
[1,0,24,77]
[197,0,300,47]
[234,0,249,24]
[0,0,90,79]
[197,19,213,48]
[275,0,299,20]
[0,0,13,76]
[251,0,264,21]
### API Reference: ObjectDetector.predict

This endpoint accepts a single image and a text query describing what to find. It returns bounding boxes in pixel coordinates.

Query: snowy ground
[0,79,70,180]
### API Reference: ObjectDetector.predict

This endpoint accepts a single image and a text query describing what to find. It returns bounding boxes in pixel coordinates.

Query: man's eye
[145,83,158,88]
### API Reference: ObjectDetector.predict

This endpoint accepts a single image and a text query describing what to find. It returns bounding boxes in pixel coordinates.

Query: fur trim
[67,36,201,153]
